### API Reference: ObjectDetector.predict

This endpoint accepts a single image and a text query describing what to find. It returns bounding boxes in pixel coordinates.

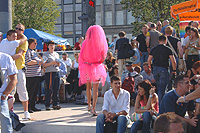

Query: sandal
[91,109,98,116]
[88,107,92,112]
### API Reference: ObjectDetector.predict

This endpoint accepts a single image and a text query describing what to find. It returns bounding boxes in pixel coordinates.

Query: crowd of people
[0,20,200,133]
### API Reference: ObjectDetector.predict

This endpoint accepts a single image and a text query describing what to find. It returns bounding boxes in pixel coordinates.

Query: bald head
[163,20,169,27]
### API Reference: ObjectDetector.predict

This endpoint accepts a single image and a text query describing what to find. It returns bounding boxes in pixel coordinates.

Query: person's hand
[188,116,198,127]
[176,96,184,104]
[38,61,43,66]
[105,112,112,122]
[151,79,155,83]
[149,87,155,95]
[51,61,57,65]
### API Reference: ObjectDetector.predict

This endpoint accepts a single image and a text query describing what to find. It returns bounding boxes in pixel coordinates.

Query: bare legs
[86,82,99,115]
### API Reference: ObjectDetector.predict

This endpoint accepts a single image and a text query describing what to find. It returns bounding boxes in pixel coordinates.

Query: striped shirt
[25,49,42,77]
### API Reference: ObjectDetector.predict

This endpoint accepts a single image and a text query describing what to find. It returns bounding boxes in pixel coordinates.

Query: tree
[12,0,61,35]
[121,0,186,36]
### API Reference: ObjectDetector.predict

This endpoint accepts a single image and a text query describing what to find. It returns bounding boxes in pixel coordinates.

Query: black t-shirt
[159,90,194,117]
[136,33,147,52]
[166,36,180,57]
[150,44,173,68]
[115,38,129,59]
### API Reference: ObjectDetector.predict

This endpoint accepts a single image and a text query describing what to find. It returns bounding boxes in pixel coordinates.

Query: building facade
[53,0,135,45]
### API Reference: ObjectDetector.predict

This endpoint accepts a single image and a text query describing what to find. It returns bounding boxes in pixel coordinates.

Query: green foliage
[12,0,61,35]
[121,0,186,36]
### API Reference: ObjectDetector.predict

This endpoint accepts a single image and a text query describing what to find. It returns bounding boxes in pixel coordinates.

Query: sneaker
[46,107,51,111]
[53,105,62,110]
[24,111,31,120]
[31,107,41,112]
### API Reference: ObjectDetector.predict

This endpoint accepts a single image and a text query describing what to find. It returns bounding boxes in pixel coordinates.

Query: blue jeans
[140,52,149,68]
[45,72,60,107]
[96,114,129,133]
[0,100,13,133]
[130,111,152,133]
[153,67,169,106]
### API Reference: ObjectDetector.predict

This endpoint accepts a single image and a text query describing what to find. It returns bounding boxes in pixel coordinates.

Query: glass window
[64,24,73,34]
[96,12,101,25]
[64,5,73,12]
[54,0,61,4]
[64,0,72,4]
[104,0,112,4]
[54,25,61,32]
[64,12,73,23]
[96,0,101,5]
[76,0,82,3]
[67,38,73,46]
[56,13,61,24]
[105,11,112,26]
[76,31,82,34]
[127,11,135,25]
[76,12,81,23]
[116,11,124,25]
[76,23,82,31]
[75,4,81,11]
[115,0,121,4]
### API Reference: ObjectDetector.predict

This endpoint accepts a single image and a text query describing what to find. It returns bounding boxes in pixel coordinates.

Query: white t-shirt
[0,39,20,56]
[0,52,18,96]
[61,58,72,67]
[182,36,189,46]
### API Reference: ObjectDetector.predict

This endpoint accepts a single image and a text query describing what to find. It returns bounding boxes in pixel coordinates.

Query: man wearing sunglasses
[159,75,199,132]
[12,23,31,120]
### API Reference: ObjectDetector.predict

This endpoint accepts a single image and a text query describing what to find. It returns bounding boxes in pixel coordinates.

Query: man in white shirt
[0,30,27,56]
[96,75,130,133]
[0,52,18,133]
[61,52,72,76]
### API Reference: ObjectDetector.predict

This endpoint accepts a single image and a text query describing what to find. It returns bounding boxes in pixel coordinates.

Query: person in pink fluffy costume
[79,25,108,116]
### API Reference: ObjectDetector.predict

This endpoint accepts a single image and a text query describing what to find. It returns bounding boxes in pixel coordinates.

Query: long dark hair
[138,80,153,100]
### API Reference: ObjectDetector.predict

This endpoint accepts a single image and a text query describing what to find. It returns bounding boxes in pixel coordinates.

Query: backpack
[122,77,135,94]
[122,73,135,94]
[124,43,135,58]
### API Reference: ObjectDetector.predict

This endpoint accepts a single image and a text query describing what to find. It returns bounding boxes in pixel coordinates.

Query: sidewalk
[13,98,134,133]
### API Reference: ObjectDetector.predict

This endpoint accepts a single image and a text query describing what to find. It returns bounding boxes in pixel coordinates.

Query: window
[127,11,135,25]
[54,25,61,32]
[67,38,73,46]
[64,5,73,12]
[76,0,82,3]
[75,4,81,11]
[104,0,112,5]
[105,11,112,26]
[53,0,61,4]
[64,24,73,35]
[116,11,124,25]
[64,12,73,23]
[56,13,61,24]
[96,0,101,5]
[64,0,72,4]
[76,12,81,23]
[96,12,101,25]
[115,0,121,4]
[75,24,82,34]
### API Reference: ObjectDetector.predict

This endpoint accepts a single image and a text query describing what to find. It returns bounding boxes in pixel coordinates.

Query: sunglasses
[16,27,24,31]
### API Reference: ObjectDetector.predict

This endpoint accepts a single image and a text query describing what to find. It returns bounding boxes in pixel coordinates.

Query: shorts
[16,69,29,102]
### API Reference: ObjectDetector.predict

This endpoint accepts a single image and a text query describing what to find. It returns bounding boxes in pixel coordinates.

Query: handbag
[167,38,187,73]
[104,117,117,133]
[130,106,145,122]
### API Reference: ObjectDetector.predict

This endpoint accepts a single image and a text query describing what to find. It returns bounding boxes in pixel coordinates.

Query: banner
[171,0,198,20]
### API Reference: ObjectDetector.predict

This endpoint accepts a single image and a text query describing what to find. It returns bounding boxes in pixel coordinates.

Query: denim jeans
[0,99,13,133]
[96,114,129,133]
[140,52,149,68]
[168,57,179,91]
[45,72,60,107]
[153,66,169,106]
[130,111,152,133]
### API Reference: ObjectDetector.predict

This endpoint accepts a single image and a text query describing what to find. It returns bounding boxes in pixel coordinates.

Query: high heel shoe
[91,109,98,116]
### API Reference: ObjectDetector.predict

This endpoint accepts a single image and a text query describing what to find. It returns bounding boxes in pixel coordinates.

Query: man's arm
[12,49,24,60]
[169,55,176,71]
[1,74,17,100]
[147,55,153,68]
[177,41,183,58]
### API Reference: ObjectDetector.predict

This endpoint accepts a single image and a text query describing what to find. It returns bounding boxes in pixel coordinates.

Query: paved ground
[13,97,134,133]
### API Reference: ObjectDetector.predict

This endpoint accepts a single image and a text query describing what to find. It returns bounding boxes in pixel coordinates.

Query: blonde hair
[165,26,173,35]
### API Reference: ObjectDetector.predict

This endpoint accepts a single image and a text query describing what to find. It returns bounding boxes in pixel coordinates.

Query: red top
[74,42,81,50]
[140,95,159,113]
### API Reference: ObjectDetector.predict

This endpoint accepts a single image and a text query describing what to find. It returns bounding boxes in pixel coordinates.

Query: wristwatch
[1,94,7,99]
